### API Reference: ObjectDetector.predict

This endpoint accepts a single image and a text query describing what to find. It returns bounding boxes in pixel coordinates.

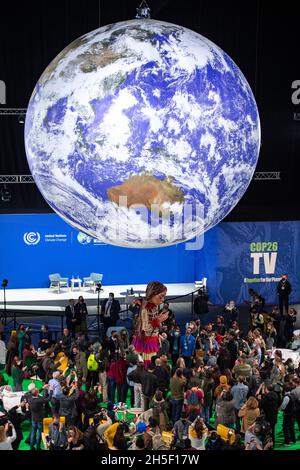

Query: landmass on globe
[107,174,185,214]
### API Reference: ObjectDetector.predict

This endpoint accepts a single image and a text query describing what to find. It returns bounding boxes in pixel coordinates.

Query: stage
[2,282,196,313]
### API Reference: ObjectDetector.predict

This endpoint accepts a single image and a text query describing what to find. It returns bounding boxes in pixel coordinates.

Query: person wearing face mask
[100,293,121,334]
[277,274,292,318]
[179,327,196,368]
[75,296,88,337]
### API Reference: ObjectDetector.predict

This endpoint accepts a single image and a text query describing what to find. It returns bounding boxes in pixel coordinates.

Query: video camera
[254,414,272,445]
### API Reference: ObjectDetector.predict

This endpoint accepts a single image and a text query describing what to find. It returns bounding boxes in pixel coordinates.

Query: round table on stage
[71,278,82,291]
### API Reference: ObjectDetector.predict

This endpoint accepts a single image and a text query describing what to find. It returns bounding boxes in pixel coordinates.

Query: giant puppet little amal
[131,281,169,367]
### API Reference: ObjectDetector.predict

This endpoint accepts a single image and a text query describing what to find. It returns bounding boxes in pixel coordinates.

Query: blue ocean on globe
[25,19,260,248]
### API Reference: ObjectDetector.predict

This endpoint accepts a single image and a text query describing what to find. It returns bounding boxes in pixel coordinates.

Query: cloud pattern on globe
[25,19,260,248]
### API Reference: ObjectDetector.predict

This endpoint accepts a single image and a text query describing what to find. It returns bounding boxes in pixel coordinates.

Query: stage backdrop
[0,214,299,305]
[195,220,300,305]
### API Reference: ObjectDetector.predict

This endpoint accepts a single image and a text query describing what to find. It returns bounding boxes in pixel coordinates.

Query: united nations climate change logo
[23,232,41,245]
[77,232,92,245]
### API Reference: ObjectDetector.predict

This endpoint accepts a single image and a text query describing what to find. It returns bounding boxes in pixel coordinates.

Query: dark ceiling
[0,0,299,220]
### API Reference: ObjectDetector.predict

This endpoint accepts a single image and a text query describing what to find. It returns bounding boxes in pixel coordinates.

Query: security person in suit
[65,299,76,337]
[277,274,292,318]
[100,293,121,334]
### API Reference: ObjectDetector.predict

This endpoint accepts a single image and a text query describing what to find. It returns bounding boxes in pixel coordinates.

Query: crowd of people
[0,276,300,452]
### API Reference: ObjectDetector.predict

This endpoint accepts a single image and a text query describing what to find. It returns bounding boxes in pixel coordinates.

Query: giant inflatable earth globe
[25,19,260,248]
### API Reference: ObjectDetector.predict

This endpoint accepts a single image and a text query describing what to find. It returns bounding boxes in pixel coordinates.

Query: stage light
[0,184,12,202]
[135,0,151,18]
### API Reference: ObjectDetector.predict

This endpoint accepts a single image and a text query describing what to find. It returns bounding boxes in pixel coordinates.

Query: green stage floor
[2,372,300,451]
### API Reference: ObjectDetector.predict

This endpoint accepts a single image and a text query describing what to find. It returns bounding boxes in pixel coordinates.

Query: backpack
[83,425,100,450]
[87,354,99,371]
[147,429,166,450]
[187,390,199,406]
[290,393,300,413]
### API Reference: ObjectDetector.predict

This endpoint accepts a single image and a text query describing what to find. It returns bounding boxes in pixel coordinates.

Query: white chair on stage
[83,273,103,292]
[194,277,207,290]
[49,273,69,293]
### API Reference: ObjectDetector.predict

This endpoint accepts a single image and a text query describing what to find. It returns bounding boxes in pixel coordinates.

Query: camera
[254,414,271,445]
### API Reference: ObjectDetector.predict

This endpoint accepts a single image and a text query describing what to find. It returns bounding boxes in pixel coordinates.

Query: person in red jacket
[106,356,118,402]
[115,353,129,403]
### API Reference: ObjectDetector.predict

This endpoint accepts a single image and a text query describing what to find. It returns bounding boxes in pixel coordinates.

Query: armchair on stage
[49,273,69,293]
[83,273,103,292]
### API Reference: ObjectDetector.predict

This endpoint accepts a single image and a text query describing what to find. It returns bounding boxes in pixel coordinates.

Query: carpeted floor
[2,371,300,450]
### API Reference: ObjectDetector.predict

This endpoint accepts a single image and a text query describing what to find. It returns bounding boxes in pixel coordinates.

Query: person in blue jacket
[179,327,196,368]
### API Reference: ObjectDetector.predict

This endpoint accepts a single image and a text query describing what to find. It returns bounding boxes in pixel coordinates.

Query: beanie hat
[219,375,228,385]
[136,422,147,433]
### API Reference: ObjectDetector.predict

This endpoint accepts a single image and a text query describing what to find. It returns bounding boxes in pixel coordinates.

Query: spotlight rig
[135,0,151,19]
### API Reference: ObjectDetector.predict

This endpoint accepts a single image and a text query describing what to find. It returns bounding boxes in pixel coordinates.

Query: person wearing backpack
[144,417,166,450]
[149,390,169,432]
[280,383,297,446]
[185,385,204,421]
[86,351,99,392]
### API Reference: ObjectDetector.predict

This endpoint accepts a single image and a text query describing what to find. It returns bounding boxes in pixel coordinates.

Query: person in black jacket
[193,288,209,326]
[140,365,158,412]
[284,307,297,345]
[38,325,53,351]
[100,293,121,333]
[205,430,225,450]
[75,296,88,337]
[223,300,239,328]
[65,299,76,338]
[226,331,239,369]
[59,383,79,428]
[27,384,52,450]
[259,385,279,445]
[280,384,296,445]
[277,274,292,318]
[57,328,72,356]
[153,357,170,398]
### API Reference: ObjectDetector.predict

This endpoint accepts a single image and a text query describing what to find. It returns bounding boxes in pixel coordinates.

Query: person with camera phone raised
[0,417,17,450]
